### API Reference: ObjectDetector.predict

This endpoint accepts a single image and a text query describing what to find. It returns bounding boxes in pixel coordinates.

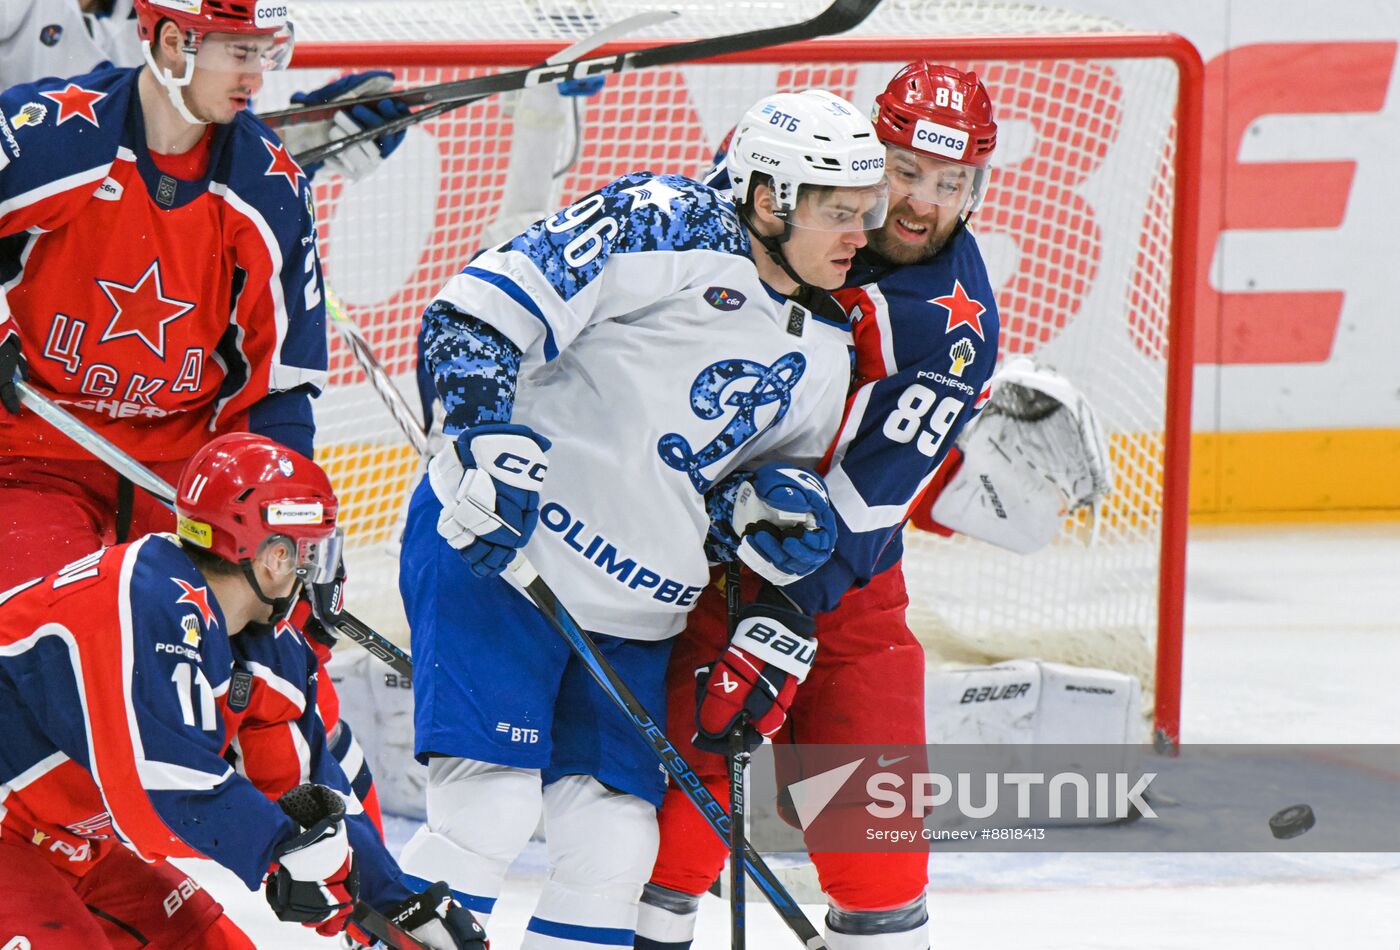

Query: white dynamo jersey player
[396,90,888,948]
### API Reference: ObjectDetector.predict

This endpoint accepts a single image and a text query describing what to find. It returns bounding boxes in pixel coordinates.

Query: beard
[866,217,958,265]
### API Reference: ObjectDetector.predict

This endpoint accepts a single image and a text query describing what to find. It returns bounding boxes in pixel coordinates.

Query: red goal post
[277,29,1203,747]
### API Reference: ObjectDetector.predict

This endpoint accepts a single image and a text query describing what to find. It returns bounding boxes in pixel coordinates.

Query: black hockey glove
[0,333,27,415]
[297,556,349,648]
[383,881,488,950]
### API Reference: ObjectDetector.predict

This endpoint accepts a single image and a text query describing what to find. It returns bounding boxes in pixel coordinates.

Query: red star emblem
[39,83,106,127]
[96,259,196,359]
[262,138,305,195]
[929,279,987,340]
[173,577,219,629]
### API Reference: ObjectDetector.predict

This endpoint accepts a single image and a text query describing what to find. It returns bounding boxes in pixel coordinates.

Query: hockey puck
[1268,804,1315,839]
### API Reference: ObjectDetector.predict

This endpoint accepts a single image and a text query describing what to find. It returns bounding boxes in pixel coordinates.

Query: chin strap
[787,283,848,325]
[739,201,806,288]
[141,38,209,127]
[239,560,302,626]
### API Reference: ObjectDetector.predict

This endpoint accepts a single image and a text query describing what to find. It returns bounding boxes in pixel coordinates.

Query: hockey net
[264,0,1200,742]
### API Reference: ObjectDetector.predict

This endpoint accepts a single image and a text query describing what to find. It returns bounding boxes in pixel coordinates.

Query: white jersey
[0,0,139,90]
[431,173,852,640]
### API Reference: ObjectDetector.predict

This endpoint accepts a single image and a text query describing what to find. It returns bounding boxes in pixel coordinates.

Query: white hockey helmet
[728,90,889,233]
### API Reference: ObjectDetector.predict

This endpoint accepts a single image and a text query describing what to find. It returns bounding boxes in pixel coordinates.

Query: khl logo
[658,353,806,491]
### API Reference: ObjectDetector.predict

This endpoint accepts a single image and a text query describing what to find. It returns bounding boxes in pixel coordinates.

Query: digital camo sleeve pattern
[703,470,751,564]
[420,300,523,436]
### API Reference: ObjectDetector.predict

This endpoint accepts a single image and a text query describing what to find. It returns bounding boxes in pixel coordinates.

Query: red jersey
[0,535,410,905]
[0,67,326,461]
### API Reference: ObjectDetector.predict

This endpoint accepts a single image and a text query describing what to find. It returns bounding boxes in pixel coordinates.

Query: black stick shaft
[263,0,884,167]
[726,563,747,949]
[729,724,749,950]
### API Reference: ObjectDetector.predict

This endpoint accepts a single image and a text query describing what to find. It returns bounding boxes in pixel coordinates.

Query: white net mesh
[290,0,1129,42]
[262,1,1188,711]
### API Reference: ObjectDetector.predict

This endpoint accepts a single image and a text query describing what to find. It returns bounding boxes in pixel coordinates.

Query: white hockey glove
[266,784,358,935]
[429,423,550,577]
[724,463,837,587]
[931,357,1113,554]
[283,72,410,182]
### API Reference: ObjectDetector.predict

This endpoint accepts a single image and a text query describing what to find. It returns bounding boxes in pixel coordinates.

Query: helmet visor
[293,527,344,586]
[885,146,986,210]
[778,180,889,233]
[192,25,295,73]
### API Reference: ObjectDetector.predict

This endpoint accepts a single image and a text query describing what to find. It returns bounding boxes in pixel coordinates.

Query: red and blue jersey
[0,535,410,907]
[783,228,999,614]
[0,66,326,461]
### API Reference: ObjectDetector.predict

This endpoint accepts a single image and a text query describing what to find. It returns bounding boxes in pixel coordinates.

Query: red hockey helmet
[873,62,997,168]
[176,433,341,584]
[135,0,295,91]
[135,0,292,43]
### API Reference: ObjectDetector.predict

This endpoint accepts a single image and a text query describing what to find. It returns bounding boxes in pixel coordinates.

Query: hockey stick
[261,0,883,167]
[336,10,680,176]
[13,380,416,678]
[729,720,750,949]
[315,15,683,442]
[314,306,828,948]
[327,289,430,458]
[726,563,748,950]
[507,555,827,950]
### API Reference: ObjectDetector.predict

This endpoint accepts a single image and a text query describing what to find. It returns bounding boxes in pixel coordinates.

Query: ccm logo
[524,55,624,86]
[849,157,884,172]
[494,452,547,483]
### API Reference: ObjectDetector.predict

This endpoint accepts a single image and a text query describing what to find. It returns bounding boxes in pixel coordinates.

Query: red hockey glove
[695,600,816,755]
[266,784,359,935]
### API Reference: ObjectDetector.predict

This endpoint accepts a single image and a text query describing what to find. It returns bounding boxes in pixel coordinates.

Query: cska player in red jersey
[0,0,393,832]
[0,0,325,581]
[0,434,486,950]
[636,63,1024,950]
